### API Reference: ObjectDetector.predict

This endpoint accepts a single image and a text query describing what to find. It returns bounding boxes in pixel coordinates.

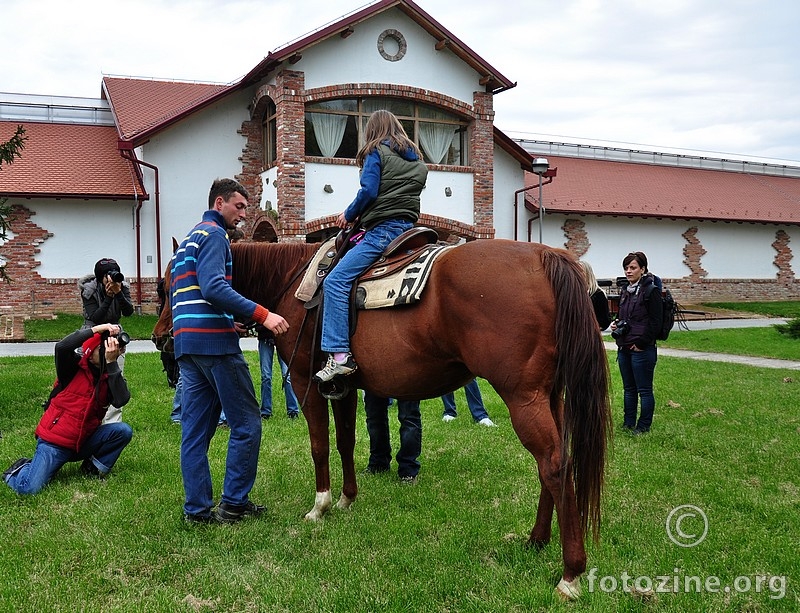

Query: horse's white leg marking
[555,577,581,601]
[304,490,332,522]
[336,492,355,511]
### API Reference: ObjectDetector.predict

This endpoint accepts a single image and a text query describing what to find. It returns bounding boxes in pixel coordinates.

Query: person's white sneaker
[442,414,456,422]
[478,417,496,427]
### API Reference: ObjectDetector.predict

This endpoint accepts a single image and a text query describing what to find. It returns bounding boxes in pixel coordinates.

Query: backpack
[647,282,679,341]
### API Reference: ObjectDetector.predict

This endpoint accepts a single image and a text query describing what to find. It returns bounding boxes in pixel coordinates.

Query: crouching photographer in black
[79,257,134,424]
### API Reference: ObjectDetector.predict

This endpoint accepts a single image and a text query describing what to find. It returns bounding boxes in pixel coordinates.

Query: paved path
[2,319,799,370]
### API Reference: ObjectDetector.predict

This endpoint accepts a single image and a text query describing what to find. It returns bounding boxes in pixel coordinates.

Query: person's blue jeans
[178,353,262,516]
[363,391,421,479]
[259,338,299,417]
[442,379,489,421]
[5,423,133,495]
[170,372,182,422]
[617,345,658,431]
[321,219,413,353]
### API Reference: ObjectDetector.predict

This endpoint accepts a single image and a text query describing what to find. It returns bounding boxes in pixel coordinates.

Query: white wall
[493,146,526,240]
[138,90,251,275]
[698,223,779,278]
[300,8,482,106]
[33,199,138,278]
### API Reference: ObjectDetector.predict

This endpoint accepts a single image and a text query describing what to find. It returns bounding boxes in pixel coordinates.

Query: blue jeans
[441,379,489,421]
[5,423,133,495]
[321,219,413,353]
[178,353,262,516]
[171,373,182,422]
[259,338,299,417]
[617,345,658,431]
[363,391,421,479]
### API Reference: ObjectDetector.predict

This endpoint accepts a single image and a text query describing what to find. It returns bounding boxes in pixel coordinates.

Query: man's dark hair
[208,178,249,209]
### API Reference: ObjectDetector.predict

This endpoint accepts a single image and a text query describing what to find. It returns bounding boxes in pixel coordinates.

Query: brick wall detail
[682,226,707,280]
[562,219,588,257]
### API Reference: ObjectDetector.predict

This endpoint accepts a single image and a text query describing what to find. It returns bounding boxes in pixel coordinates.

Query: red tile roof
[527,156,800,225]
[0,121,143,200]
[103,77,230,142]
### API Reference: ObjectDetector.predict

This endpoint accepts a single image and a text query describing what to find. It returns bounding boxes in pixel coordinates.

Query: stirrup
[318,378,351,400]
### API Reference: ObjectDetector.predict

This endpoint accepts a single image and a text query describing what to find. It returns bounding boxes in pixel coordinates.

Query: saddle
[295,226,440,304]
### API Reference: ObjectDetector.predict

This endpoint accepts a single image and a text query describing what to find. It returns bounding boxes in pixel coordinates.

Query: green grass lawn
[1,346,798,611]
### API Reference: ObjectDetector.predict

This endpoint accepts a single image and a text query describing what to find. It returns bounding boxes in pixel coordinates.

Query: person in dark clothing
[611,252,663,435]
[580,260,611,331]
[79,257,134,424]
[3,324,133,494]
[362,392,421,484]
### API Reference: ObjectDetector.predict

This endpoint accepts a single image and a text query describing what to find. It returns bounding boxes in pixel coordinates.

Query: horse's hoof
[555,577,581,601]
[336,493,355,511]
[303,491,332,522]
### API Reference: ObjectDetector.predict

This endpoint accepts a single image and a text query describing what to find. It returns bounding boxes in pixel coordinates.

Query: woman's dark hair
[622,251,648,272]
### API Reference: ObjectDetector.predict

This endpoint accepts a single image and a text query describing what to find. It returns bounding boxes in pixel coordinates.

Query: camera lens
[109,270,124,283]
[117,332,131,347]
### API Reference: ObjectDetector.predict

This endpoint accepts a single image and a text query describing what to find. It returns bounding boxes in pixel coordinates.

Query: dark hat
[94,258,119,281]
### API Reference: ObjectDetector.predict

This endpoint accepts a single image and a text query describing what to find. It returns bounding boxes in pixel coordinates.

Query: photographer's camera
[611,319,630,340]
[108,269,124,283]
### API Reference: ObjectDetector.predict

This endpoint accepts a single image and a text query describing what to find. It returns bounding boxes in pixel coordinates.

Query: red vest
[35,354,110,452]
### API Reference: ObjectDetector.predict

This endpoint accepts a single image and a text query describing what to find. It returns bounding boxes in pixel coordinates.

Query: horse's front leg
[331,391,358,511]
[302,391,333,521]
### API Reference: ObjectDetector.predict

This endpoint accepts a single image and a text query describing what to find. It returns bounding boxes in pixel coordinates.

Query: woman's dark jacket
[615,273,663,350]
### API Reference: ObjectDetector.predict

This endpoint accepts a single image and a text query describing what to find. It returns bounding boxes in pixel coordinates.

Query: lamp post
[531,157,549,243]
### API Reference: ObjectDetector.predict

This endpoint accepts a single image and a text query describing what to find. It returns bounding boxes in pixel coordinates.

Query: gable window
[305,97,468,166]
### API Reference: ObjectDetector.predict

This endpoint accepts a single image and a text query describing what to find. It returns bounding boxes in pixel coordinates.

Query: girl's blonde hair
[356,110,421,167]
[580,260,600,294]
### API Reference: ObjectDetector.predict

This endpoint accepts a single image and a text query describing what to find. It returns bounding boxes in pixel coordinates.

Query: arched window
[262,99,277,168]
[305,97,468,166]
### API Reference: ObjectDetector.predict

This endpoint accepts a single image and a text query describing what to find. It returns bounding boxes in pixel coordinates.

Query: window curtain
[419,113,456,164]
[308,113,347,158]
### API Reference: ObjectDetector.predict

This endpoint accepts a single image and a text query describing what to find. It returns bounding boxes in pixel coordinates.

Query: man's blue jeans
[441,379,489,421]
[617,345,658,431]
[178,353,262,516]
[321,219,413,353]
[170,373,182,422]
[258,338,299,417]
[363,391,421,479]
[5,422,133,495]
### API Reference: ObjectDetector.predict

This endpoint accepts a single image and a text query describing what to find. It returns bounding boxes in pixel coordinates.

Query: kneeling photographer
[79,257,134,423]
[3,324,133,495]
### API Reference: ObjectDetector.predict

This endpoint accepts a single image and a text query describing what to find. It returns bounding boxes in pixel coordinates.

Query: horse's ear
[172,237,179,253]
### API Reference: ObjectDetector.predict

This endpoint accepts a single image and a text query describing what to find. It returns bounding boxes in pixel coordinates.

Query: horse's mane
[231,241,317,305]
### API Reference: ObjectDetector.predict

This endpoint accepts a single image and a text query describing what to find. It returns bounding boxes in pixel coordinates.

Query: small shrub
[775,317,800,339]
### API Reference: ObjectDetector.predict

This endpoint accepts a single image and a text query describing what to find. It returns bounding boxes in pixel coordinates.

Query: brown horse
[153,238,611,598]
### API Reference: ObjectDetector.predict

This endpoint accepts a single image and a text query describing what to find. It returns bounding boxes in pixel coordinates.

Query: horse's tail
[541,248,612,542]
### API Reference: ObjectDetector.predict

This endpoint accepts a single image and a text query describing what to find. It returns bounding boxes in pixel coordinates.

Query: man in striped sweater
[171,178,289,524]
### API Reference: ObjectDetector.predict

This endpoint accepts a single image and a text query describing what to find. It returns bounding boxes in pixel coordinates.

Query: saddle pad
[355,244,454,309]
[295,236,337,302]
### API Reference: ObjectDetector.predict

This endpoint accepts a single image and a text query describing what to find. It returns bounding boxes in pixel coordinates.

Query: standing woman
[314,110,428,382]
[610,252,663,435]
[580,260,611,331]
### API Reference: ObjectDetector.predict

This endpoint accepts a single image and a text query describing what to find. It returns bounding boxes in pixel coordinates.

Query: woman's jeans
[441,379,489,421]
[178,352,262,516]
[5,423,133,495]
[617,345,658,431]
[321,219,413,353]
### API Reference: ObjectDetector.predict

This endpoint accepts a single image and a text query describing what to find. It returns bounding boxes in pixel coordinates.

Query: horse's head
[152,252,174,353]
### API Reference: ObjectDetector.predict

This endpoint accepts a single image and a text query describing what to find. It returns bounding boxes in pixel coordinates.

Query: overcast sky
[3,0,799,163]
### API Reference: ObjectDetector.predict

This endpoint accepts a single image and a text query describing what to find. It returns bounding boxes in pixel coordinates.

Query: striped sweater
[170,209,268,358]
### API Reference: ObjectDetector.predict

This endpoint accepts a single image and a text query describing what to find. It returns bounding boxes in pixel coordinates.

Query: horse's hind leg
[331,392,358,511]
[528,469,554,549]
